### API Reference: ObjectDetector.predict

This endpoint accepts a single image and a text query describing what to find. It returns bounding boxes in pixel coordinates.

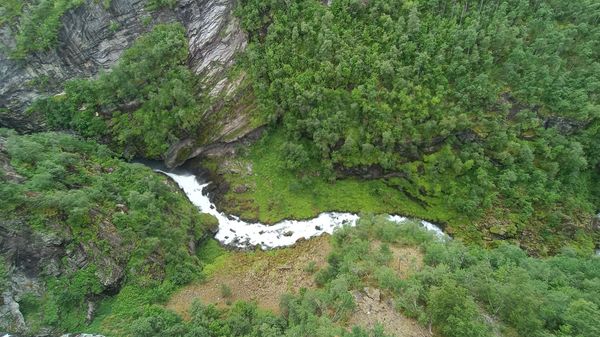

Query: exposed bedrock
[0,0,250,144]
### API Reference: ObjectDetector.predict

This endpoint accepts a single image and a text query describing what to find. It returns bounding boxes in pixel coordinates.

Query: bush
[428,280,491,337]
[220,284,232,299]
[304,261,318,274]
[147,0,177,11]
[0,257,8,292]
[10,0,85,58]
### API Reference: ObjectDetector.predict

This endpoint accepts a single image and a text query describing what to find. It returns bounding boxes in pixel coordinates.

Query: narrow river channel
[156,169,448,249]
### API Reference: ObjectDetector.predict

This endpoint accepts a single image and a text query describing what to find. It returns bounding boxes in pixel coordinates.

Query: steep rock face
[0,0,249,139]
[0,220,66,334]
[0,204,126,335]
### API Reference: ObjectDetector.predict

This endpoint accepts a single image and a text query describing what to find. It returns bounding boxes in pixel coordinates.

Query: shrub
[220,284,232,299]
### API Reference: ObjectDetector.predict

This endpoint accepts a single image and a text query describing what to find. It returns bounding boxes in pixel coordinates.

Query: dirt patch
[166,236,332,318]
[389,245,424,279]
[346,243,428,336]
[349,287,431,337]
[167,237,429,336]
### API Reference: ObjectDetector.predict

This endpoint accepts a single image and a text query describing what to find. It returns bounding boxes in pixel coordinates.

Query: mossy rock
[199,213,219,233]
[489,224,517,237]
[489,225,507,236]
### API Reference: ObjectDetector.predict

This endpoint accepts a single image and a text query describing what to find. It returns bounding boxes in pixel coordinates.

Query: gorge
[1,0,599,336]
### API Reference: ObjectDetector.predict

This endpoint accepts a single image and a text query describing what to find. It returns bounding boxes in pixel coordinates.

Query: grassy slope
[208,129,475,239]
[208,128,597,252]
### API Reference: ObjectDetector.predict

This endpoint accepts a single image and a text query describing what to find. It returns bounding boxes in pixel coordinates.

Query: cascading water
[157,170,448,249]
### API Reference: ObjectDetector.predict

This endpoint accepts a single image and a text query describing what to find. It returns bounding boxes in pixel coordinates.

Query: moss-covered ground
[204,129,474,240]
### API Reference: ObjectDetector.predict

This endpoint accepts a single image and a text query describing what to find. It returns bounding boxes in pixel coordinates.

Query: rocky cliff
[0,2,254,334]
[0,0,254,165]
[0,135,123,335]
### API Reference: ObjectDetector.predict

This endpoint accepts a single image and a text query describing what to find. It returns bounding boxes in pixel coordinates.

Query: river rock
[165,125,265,168]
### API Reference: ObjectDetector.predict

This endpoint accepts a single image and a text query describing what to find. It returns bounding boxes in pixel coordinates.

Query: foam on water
[158,170,447,249]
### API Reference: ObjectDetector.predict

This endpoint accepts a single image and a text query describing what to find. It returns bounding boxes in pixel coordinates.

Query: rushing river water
[157,170,447,249]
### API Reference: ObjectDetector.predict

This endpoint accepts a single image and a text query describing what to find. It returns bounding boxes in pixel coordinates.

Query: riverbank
[157,168,446,249]
[193,130,477,241]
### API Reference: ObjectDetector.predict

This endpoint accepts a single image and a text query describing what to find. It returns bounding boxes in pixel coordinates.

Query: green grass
[197,239,231,277]
[211,130,597,249]
[213,129,464,232]
[196,238,228,265]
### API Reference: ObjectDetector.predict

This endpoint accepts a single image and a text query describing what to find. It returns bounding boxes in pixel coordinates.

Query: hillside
[0,130,217,334]
[231,0,600,252]
[0,0,599,336]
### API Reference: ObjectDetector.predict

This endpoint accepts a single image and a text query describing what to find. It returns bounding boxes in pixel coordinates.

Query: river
[156,169,447,249]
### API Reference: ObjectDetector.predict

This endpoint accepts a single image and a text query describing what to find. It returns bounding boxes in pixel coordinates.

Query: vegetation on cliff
[31,23,210,159]
[0,129,216,333]
[1,0,182,59]
[235,0,600,251]
[1,0,84,58]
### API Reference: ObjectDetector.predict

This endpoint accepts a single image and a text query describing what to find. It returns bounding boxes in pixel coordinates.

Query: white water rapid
[158,170,447,249]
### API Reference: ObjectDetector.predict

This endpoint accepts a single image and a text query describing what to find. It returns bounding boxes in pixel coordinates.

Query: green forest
[235,0,600,250]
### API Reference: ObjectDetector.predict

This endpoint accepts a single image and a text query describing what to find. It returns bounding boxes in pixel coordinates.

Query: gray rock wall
[0,0,247,134]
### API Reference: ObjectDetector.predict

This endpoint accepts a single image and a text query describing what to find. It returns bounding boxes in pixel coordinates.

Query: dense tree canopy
[236,0,600,250]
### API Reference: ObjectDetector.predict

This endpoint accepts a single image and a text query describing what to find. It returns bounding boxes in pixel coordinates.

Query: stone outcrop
[0,220,64,334]
[0,214,128,335]
[0,0,251,153]
[165,124,265,168]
